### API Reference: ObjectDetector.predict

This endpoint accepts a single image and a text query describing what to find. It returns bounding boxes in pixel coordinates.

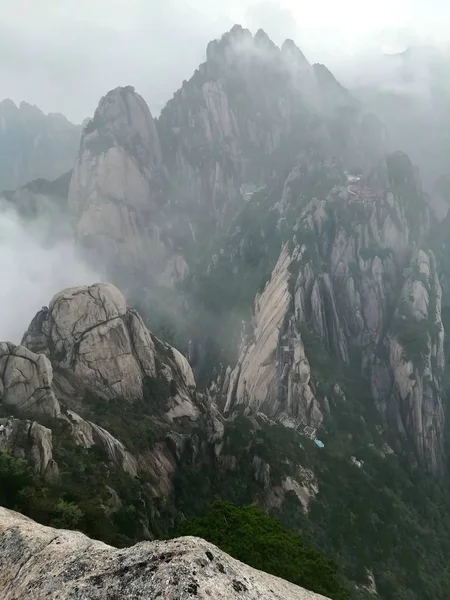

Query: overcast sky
[1,0,449,123]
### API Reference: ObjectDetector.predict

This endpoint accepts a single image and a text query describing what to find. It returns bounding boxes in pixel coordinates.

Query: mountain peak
[281,38,308,64]
[97,85,137,107]
[254,28,278,51]
[313,62,358,109]
[220,24,253,47]
[228,23,249,37]
[0,98,18,113]
[19,101,45,119]
[83,85,161,164]
[206,24,254,64]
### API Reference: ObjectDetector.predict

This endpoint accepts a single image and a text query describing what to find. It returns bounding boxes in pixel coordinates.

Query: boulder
[0,343,60,416]
[22,283,199,421]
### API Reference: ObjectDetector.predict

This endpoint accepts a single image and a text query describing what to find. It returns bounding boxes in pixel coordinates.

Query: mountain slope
[0,99,80,190]
[0,282,208,542]
[214,150,444,473]
[349,45,450,218]
[65,27,385,289]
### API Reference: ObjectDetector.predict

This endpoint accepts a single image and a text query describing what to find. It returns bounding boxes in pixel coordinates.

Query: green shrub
[392,316,429,371]
[176,500,349,600]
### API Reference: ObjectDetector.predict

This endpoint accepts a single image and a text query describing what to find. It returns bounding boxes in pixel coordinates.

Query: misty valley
[2,23,450,600]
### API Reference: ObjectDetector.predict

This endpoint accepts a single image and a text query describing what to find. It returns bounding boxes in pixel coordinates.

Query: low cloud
[0,206,100,343]
[2,0,450,123]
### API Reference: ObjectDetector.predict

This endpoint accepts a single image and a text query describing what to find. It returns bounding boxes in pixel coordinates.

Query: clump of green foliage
[176,500,349,600]
[0,416,158,547]
[392,315,430,372]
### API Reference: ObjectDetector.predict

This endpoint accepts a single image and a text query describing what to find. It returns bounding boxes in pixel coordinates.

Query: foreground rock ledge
[0,508,328,599]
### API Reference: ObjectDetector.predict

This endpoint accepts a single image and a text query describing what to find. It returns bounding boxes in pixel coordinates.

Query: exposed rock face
[61,28,384,289]
[157,26,384,252]
[224,244,292,414]
[0,317,143,476]
[0,99,80,191]
[22,283,196,415]
[0,418,57,476]
[69,86,186,285]
[23,282,156,401]
[17,281,203,494]
[223,244,322,428]
[261,468,319,514]
[372,248,445,472]
[0,507,328,600]
[67,410,138,475]
[219,150,445,471]
[0,342,60,416]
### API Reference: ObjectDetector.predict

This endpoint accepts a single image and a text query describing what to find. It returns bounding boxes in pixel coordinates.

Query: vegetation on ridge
[176,500,350,600]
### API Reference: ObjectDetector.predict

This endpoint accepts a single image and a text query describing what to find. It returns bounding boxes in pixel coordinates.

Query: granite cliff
[216,151,444,473]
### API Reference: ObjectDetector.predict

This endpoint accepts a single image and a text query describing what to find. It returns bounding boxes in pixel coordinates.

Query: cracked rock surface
[23,283,162,403]
[0,507,328,600]
[0,342,60,416]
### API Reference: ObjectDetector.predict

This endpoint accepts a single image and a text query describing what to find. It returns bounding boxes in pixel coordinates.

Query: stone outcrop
[0,342,60,416]
[0,417,57,476]
[371,248,445,472]
[0,507,329,600]
[0,282,203,489]
[0,335,142,477]
[0,315,144,476]
[22,283,197,421]
[23,282,156,401]
[223,244,323,428]
[0,343,140,478]
[67,410,138,475]
[68,86,186,285]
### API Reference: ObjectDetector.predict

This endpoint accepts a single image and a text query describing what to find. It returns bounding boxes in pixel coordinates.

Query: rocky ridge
[214,150,444,472]
[0,507,328,600]
[22,283,196,413]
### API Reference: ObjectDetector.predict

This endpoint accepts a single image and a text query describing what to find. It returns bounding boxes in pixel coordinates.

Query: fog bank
[0,207,100,343]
